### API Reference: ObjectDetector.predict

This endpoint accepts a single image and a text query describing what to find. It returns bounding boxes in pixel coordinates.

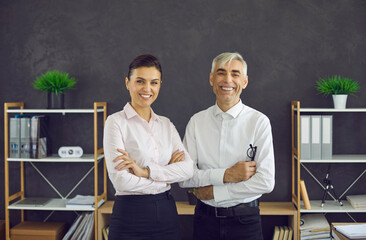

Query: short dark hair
[127,54,162,80]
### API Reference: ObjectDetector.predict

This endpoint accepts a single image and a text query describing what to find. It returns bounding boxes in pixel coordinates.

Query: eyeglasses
[246,144,257,161]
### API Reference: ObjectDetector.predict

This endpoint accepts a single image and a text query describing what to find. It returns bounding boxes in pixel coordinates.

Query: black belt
[196,200,259,218]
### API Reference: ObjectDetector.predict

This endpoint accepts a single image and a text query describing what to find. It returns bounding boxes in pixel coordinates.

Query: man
[180,52,275,240]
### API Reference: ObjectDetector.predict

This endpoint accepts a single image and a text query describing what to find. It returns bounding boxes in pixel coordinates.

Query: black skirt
[108,191,181,240]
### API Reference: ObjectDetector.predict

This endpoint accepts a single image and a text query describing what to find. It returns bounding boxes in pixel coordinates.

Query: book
[278,226,285,239]
[288,226,293,240]
[346,194,366,209]
[283,226,289,240]
[272,226,280,240]
[300,179,311,210]
[102,225,109,240]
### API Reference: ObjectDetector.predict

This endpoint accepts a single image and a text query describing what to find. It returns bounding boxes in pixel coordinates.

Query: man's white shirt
[180,100,275,207]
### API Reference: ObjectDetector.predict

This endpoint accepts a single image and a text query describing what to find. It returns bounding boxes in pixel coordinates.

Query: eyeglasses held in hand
[246,144,257,161]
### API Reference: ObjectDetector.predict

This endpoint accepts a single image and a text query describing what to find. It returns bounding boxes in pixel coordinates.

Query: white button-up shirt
[104,103,194,196]
[180,100,275,207]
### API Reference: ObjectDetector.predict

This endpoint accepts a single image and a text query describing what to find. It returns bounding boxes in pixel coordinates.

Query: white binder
[311,115,322,160]
[321,115,333,160]
[300,116,311,160]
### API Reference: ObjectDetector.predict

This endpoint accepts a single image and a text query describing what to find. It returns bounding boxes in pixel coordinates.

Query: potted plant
[33,70,77,109]
[315,75,360,109]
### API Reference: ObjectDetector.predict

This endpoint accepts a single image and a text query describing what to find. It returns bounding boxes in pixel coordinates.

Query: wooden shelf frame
[291,101,366,239]
[4,102,107,240]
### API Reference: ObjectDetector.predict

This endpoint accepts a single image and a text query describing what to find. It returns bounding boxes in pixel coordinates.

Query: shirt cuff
[147,164,161,181]
[213,185,231,203]
[210,169,226,186]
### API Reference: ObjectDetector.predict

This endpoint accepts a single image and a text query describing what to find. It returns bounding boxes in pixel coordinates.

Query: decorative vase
[187,190,197,205]
[332,94,348,109]
[48,92,65,109]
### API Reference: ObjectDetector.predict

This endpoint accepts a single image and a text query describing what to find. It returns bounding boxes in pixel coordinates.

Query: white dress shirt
[180,100,275,207]
[104,103,194,196]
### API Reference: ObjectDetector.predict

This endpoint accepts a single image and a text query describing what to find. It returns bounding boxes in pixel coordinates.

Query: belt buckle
[215,207,227,218]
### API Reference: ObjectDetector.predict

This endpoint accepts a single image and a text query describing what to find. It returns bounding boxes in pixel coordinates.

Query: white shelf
[8,198,98,211]
[299,200,366,213]
[6,108,104,114]
[300,154,366,163]
[294,108,366,112]
[7,154,104,162]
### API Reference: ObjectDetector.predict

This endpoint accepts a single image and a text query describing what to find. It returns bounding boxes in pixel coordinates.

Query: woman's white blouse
[103,103,194,195]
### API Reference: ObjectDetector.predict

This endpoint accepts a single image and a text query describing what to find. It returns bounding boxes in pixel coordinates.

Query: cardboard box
[10,221,66,240]
[0,220,5,240]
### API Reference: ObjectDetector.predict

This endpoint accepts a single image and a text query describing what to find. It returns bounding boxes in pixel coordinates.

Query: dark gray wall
[1,0,366,239]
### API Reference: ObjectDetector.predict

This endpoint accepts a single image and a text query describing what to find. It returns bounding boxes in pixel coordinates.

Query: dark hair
[127,54,162,80]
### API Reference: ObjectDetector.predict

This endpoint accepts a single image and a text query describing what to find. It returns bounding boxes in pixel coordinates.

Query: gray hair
[211,52,247,76]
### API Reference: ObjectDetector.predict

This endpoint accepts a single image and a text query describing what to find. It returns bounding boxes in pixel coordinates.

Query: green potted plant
[315,75,360,109]
[33,70,77,109]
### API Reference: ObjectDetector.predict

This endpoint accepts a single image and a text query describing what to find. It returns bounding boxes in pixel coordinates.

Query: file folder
[300,115,311,160]
[20,117,31,158]
[311,115,321,160]
[321,115,333,160]
[9,117,21,158]
[30,115,49,158]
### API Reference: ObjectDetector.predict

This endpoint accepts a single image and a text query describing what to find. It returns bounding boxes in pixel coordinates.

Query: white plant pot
[332,94,348,109]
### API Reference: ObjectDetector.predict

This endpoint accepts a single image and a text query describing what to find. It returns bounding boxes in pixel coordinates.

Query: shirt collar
[124,103,160,122]
[213,100,244,119]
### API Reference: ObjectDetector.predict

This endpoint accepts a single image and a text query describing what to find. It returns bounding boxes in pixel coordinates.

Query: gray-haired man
[180,52,275,240]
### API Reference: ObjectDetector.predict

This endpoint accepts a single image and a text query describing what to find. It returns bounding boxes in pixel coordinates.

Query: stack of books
[62,212,94,240]
[332,223,366,240]
[66,195,104,209]
[300,214,331,239]
[272,225,293,239]
[346,194,366,209]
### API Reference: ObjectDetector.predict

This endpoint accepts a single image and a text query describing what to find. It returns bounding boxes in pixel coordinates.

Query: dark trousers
[109,191,181,240]
[193,201,263,240]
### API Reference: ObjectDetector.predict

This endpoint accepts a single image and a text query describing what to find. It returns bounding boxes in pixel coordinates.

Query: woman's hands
[114,149,149,178]
[169,150,185,164]
[113,149,185,178]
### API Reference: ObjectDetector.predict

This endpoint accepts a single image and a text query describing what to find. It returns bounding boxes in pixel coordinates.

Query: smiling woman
[125,66,162,122]
[103,54,194,240]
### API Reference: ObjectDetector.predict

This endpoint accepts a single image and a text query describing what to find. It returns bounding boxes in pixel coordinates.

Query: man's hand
[114,149,149,178]
[193,185,214,200]
[224,161,256,183]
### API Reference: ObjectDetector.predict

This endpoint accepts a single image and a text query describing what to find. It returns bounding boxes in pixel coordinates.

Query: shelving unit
[97,201,298,240]
[291,101,366,238]
[4,102,107,240]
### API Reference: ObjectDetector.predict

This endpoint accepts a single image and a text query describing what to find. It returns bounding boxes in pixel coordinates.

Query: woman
[103,54,194,240]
